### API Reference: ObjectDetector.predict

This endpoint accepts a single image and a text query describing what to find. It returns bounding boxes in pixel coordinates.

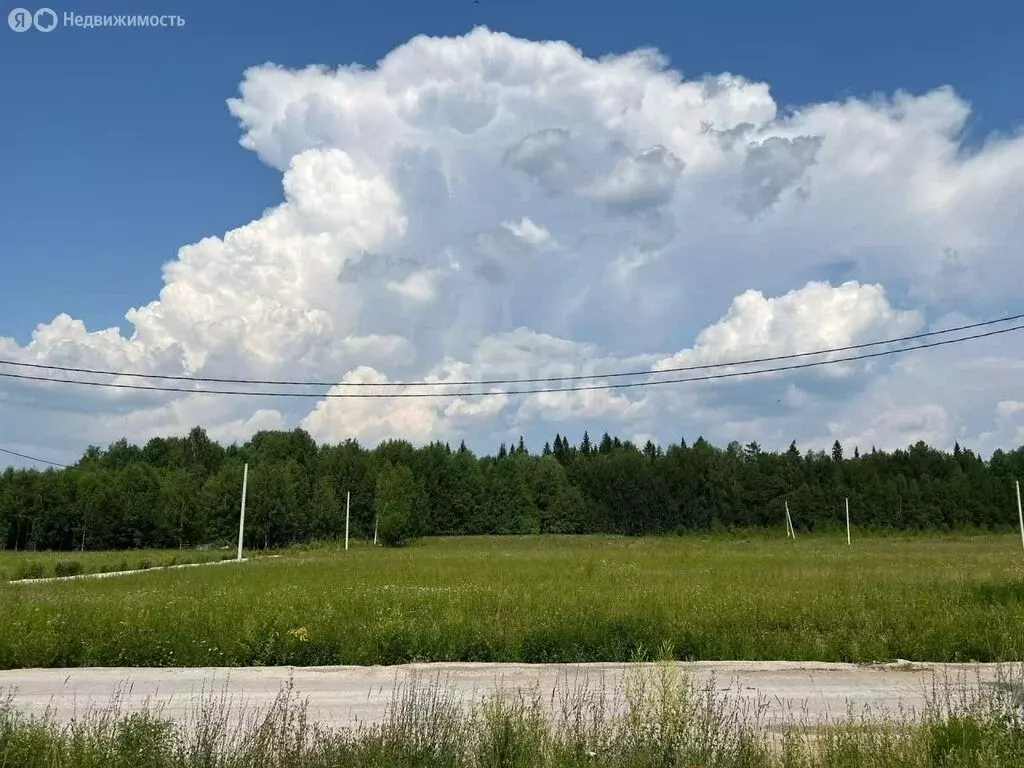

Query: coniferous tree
[553,435,571,466]
[832,440,844,464]
[2,428,1022,549]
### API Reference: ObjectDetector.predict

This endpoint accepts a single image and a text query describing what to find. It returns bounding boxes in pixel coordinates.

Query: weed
[2,666,1023,766]
[52,560,83,578]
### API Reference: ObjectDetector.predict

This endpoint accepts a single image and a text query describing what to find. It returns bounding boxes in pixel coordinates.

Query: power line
[0,322,1021,399]
[1,312,1021,388]
[0,447,68,468]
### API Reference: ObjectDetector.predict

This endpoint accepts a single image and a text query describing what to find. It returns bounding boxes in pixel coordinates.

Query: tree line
[1,427,1022,551]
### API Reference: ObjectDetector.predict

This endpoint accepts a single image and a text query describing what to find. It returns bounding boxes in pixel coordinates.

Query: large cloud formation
[2,27,1023,466]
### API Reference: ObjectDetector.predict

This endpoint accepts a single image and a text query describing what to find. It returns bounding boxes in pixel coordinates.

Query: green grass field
[0,547,242,581]
[1,534,1023,669]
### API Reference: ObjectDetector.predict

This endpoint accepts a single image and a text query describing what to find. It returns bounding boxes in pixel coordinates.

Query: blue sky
[2,0,1022,341]
[2,0,1024,466]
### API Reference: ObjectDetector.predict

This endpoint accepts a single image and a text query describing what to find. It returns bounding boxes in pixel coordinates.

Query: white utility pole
[845,497,851,546]
[236,463,248,561]
[1016,480,1023,554]
[785,501,795,539]
[345,490,351,551]
[373,507,379,546]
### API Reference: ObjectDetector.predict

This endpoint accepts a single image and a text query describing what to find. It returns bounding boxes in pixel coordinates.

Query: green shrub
[14,562,46,580]
[375,462,419,547]
[53,560,84,578]
[138,559,152,570]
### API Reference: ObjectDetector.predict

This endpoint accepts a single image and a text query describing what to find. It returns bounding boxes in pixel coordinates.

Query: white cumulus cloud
[2,26,1023,465]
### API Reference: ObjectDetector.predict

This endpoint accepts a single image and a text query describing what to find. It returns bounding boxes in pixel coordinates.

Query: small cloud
[386,269,442,302]
[501,217,551,246]
[996,401,1024,419]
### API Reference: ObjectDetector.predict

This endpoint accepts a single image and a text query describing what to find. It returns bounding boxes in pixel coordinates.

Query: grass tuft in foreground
[2,666,1023,767]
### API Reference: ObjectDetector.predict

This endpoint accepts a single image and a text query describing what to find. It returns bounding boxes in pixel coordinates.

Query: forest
[1,427,1023,551]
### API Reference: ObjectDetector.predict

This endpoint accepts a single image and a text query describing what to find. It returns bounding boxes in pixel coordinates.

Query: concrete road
[1,661,1022,730]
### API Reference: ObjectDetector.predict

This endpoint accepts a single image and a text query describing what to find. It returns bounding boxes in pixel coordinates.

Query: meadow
[1,534,1023,669]
[0,547,243,581]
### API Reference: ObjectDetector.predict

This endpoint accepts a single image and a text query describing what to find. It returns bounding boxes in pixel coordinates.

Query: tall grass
[2,665,1023,766]
[0,548,244,581]
[1,535,1023,668]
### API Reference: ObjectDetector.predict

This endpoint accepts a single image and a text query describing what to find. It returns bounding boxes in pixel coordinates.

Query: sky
[2,0,1023,468]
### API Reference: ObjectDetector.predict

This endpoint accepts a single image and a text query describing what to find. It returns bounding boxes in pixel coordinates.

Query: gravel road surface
[2,661,1021,730]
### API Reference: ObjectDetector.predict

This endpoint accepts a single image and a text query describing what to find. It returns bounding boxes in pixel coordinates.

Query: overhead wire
[0,321,1021,399]
[0,312,1021,388]
[0,446,68,468]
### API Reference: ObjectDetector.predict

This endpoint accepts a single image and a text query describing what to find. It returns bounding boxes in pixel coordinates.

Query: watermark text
[8,8,185,32]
